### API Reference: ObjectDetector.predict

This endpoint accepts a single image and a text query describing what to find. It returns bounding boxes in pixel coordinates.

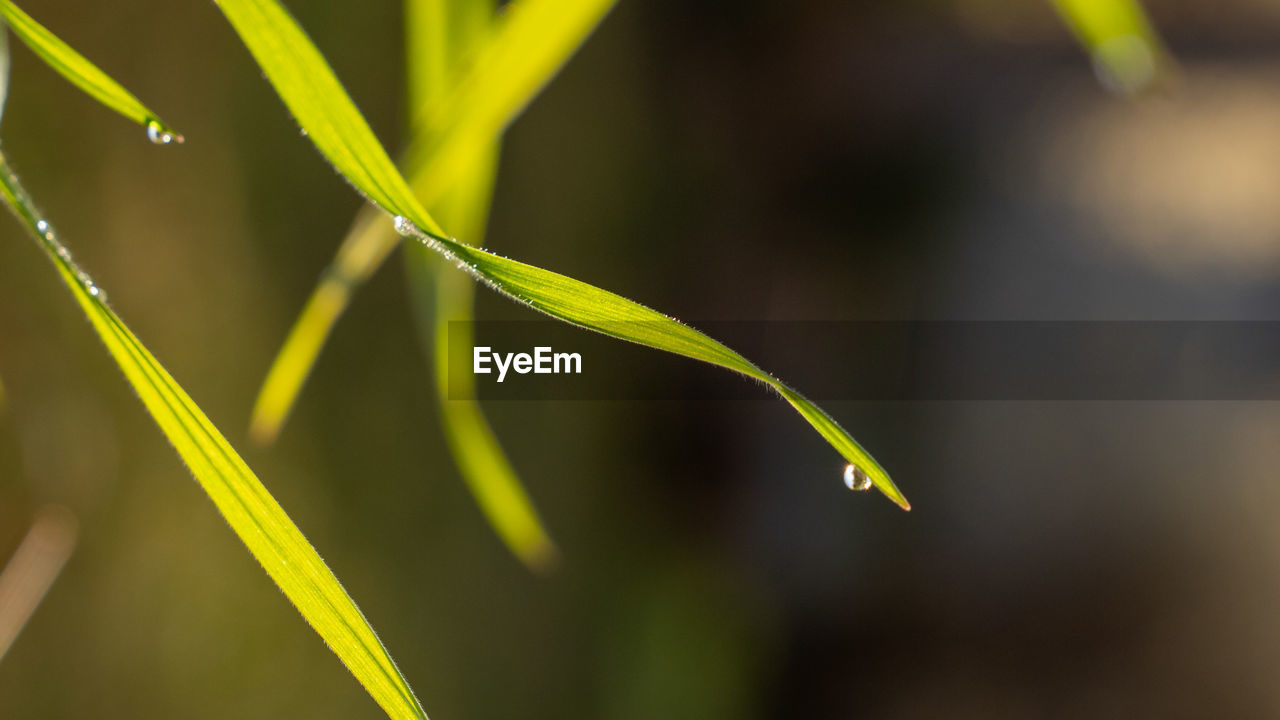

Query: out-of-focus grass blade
[1050,0,1170,95]
[0,0,182,142]
[0,505,77,663]
[216,0,907,509]
[0,152,428,720]
[247,0,616,445]
[0,20,10,124]
[405,150,559,570]
[401,0,557,571]
[401,0,617,194]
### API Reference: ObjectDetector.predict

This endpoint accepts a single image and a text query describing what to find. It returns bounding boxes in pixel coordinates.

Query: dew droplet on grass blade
[146,120,184,145]
[34,218,107,302]
[844,463,872,492]
[392,215,417,237]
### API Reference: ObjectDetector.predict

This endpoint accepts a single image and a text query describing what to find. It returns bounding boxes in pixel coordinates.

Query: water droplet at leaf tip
[146,121,184,146]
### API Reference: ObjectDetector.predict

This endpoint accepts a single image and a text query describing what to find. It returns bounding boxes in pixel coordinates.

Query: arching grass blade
[0,0,182,141]
[216,0,909,509]
[248,0,616,443]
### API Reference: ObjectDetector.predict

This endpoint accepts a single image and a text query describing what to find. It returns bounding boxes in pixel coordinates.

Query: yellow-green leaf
[0,0,182,141]
[0,150,428,720]
[248,0,617,445]
[395,217,911,510]
[401,0,557,571]
[216,0,908,509]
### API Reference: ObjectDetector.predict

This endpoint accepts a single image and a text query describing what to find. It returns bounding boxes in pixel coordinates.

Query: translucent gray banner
[445,321,1280,401]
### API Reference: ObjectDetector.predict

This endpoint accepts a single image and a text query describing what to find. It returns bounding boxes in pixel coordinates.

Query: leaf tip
[880,484,912,512]
[247,410,282,447]
[522,538,561,576]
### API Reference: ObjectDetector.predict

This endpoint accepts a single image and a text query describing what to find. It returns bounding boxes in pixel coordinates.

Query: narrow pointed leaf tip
[0,0,182,141]
[392,217,912,511]
[0,152,427,720]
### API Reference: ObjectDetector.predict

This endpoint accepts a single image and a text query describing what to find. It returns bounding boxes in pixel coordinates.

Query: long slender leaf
[0,0,182,142]
[215,0,909,509]
[402,0,557,570]
[406,150,561,570]
[401,0,618,197]
[0,151,428,720]
[248,0,616,443]
[395,217,911,510]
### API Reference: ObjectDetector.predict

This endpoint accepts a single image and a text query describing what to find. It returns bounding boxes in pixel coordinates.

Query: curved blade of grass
[247,209,386,444]
[215,0,908,509]
[253,0,559,569]
[401,0,618,191]
[406,148,558,571]
[397,217,911,511]
[0,151,428,720]
[1050,0,1171,95]
[0,0,182,141]
[401,0,556,570]
[248,0,616,444]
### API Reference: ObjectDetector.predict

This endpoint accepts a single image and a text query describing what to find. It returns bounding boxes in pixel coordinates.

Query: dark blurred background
[1,0,1279,717]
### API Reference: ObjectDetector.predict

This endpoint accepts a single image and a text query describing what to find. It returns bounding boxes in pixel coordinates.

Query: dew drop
[146,120,184,146]
[392,215,418,237]
[843,463,872,492]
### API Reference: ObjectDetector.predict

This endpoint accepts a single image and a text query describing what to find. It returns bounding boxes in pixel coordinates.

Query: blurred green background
[2,0,1279,717]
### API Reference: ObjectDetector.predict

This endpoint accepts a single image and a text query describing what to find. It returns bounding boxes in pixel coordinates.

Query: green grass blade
[1050,0,1170,95]
[212,0,429,224]
[0,150,429,720]
[401,0,618,192]
[405,146,558,571]
[402,0,557,570]
[247,211,389,444]
[396,218,911,511]
[216,0,908,509]
[248,0,617,444]
[0,0,182,142]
